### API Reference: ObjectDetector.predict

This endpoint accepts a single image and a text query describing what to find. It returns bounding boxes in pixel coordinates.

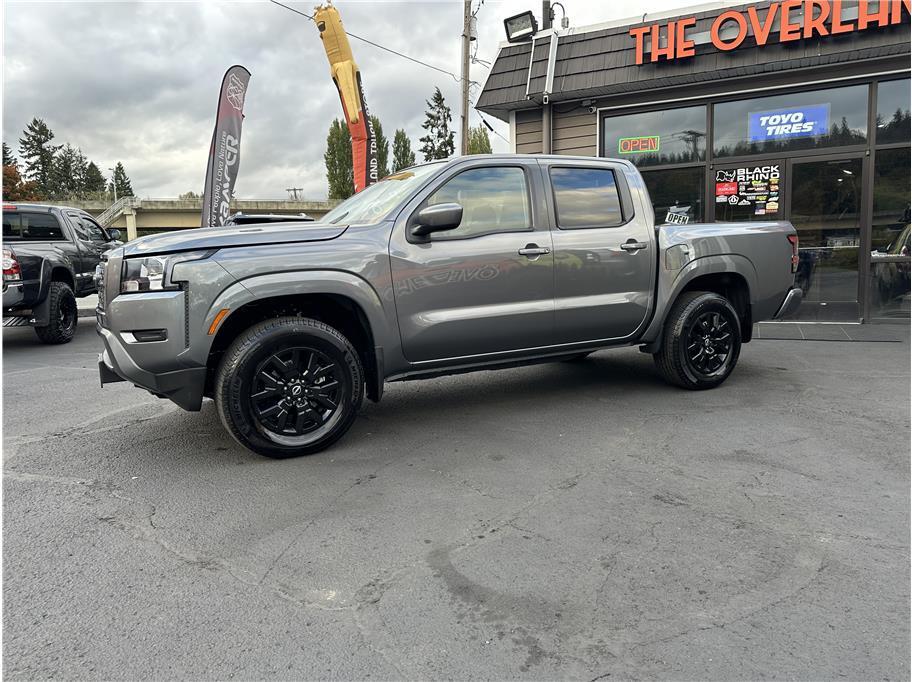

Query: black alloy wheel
[215,316,364,458]
[251,347,343,439]
[684,311,733,377]
[653,291,742,390]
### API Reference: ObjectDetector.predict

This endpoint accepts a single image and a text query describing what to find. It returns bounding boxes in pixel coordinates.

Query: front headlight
[121,250,211,293]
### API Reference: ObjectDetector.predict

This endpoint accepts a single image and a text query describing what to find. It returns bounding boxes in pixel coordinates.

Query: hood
[121,221,349,257]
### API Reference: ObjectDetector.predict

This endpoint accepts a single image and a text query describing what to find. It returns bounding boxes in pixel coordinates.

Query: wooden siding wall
[552,109,597,156]
[515,110,543,154]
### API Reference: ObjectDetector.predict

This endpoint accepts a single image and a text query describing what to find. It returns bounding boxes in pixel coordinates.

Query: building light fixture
[504,10,538,43]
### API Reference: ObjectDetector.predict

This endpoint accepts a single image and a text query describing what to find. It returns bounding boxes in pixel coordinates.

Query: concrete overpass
[68,198,340,240]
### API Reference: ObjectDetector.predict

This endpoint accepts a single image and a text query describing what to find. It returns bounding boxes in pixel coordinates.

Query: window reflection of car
[794,250,817,296]
[872,222,911,307]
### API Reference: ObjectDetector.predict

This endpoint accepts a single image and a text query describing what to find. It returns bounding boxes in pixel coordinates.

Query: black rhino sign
[715,165,780,216]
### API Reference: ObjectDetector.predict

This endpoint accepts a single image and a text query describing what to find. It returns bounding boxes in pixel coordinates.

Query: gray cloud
[3,0,688,200]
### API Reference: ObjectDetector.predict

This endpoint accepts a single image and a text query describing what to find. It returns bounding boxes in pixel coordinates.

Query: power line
[269,0,470,84]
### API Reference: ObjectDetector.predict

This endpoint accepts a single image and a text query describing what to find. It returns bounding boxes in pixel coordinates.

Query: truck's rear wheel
[34,281,77,344]
[653,291,741,390]
[215,316,363,458]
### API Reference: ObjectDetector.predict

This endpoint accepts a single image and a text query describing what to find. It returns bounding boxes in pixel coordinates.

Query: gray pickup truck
[96,155,801,457]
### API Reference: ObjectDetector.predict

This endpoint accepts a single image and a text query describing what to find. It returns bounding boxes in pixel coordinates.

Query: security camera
[587,105,597,114]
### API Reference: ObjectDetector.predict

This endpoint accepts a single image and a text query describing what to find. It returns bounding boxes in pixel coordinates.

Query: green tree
[84,162,107,195]
[370,115,390,179]
[18,117,60,196]
[108,161,133,198]
[50,144,89,199]
[392,128,416,172]
[2,142,15,167]
[467,124,492,155]
[179,190,200,200]
[325,118,354,200]
[419,87,455,161]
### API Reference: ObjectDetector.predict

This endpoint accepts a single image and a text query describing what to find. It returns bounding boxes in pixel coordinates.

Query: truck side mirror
[411,203,463,238]
[107,228,122,241]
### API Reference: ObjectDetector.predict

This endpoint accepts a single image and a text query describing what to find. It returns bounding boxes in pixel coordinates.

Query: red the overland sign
[629,0,911,65]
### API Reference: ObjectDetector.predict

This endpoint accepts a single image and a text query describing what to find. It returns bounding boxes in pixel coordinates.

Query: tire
[653,291,741,390]
[215,316,364,458]
[34,281,77,344]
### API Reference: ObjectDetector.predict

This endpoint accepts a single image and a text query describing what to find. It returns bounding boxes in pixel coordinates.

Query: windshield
[322,163,444,225]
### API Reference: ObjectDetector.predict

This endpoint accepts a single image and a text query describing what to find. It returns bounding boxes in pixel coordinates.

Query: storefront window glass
[602,106,706,167]
[641,167,704,224]
[876,78,911,145]
[781,157,862,321]
[713,84,868,157]
[872,148,911,251]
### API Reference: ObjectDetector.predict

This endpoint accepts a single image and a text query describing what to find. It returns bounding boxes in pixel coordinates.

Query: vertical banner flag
[315,4,377,193]
[201,65,251,227]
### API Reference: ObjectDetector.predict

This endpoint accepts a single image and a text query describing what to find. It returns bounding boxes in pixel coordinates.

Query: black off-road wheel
[215,317,364,458]
[653,291,741,390]
[34,281,77,344]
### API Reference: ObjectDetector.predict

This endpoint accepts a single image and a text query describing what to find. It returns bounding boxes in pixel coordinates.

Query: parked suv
[97,155,801,457]
[3,203,121,343]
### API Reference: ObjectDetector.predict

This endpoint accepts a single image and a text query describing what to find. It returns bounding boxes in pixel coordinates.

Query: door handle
[620,240,648,253]
[518,244,551,257]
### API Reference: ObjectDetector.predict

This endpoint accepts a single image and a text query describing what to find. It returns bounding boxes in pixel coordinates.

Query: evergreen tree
[325,118,354,200]
[107,161,133,198]
[2,142,15,167]
[466,124,493,155]
[51,144,89,199]
[392,129,416,172]
[84,162,107,195]
[18,117,60,196]
[419,87,455,161]
[370,115,390,179]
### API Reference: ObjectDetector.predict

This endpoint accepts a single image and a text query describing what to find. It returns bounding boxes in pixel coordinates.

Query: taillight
[2,247,21,282]
[787,234,799,273]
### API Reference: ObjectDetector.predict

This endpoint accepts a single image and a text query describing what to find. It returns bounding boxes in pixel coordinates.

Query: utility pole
[108,167,117,203]
[460,0,472,155]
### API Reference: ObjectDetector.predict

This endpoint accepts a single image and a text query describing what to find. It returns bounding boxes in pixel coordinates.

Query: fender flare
[203,270,391,341]
[641,254,758,349]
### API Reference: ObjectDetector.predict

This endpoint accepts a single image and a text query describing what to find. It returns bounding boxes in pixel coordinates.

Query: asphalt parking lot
[3,322,910,680]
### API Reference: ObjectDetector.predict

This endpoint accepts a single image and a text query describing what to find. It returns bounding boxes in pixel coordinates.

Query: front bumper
[772,286,804,319]
[97,326,206,411]
[96,289,207,411]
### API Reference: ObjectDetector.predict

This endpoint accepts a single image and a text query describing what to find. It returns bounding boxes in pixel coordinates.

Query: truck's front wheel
[653,291,741,390]
[215,316,364,458]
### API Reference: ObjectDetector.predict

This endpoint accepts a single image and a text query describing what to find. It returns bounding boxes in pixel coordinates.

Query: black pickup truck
[3,203,121,343]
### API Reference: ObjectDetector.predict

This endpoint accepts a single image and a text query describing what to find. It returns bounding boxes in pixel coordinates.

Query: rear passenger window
[425,166,531,240]
[550,167,625,229]
[2,211,65,241]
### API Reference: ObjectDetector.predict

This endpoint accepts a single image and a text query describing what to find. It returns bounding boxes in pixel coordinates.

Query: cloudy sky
[3,0,692,200]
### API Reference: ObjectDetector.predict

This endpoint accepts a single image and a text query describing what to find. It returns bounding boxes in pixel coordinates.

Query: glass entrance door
[784,156,864,321]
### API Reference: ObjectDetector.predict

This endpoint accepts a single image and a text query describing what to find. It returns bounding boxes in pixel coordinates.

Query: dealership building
[477,0,911,322]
